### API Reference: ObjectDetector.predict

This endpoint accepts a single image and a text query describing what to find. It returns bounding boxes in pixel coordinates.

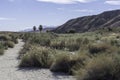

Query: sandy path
[0,39,75,80]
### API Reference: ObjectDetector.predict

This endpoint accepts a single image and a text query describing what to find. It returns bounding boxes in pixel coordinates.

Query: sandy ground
[0,39,75,80]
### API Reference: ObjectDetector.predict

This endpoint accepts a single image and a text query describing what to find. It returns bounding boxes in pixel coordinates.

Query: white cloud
[57,8,65,10]
[36,0,96,4]
[74,9,94,12]
[0,17,16,21]
[76,0,96,3]
[105,0,120,5]
[8,0,15,2]
[57,7,94,13]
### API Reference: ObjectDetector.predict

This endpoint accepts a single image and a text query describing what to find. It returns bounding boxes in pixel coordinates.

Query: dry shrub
[0,35,11,41]
[50,52,89,74]
[50,40,65,49]
[88,43,116,54]
[0,48,4,55]
[4,41,14,48]
[50,53,72,73]
[19,46,56,68]
[76,54,120,80]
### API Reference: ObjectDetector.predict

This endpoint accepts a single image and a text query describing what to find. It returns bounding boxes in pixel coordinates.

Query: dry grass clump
[22,33,56,46]
[0,34,11,41]
[0,42,4,55]
[31,36,51,46]
[50,38,82,51]
[0,33,18,55]
[82,38,90,45]
[110,39,120,47]
[66,39,80,51]
[88,43,116,54]
[50,52,89,74]
[75,54,120,80]
[50,53,72,73]
[4,41,14,48]
[18,42,32,59]
[0,49,4,55]
[9,34,18,44]
[50,37,90,51]
[19,46,56,68]
[50,40,65,50]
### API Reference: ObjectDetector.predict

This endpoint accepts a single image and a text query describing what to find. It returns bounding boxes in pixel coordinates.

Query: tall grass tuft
[88,43,117,54]
[0,49,4,55]
[4,41,14,48]
[50,52,89,74]
[19,46,56,68]
[75,54,120,80]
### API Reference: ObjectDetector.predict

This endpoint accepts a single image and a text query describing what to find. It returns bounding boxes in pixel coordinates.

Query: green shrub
[67,29,76,33]
[50,53,72,73]
[51,39,80,51]
[88,43,115,54]
[110,39,120,47]
[50,40,65,50]
[0,43,4,48]
[66,39,80,51]
[19,46,56,68]
[0,49,4,55]
[50,53,87,74]
[76,38,83,45]
[9,33,18,44]
[12,37,18,44]
[0,33,19,55]
[82,38,89,45]
[66,42,80,51]
[0,35,11,41]
[22,33,56,46]
[4,41,14,48]
[31,36,51,46]
[116,36,120,39]
[18,42,32,59]
[75,54,120,80]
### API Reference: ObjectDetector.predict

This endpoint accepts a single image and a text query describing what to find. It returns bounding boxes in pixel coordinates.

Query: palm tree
[39,25,43,32]
[33,26,36,32]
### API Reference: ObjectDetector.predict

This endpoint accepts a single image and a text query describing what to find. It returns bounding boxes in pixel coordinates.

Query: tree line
[33,25,43,32]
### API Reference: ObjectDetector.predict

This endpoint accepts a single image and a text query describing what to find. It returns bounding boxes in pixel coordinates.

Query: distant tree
[108,27,112,32]
[39,25,43,32]
[33,26,36,32]
[67,29,76,33]
[46,30,50,33]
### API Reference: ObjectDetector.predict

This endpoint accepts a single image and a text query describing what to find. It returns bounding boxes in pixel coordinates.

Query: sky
[0,0,120,31]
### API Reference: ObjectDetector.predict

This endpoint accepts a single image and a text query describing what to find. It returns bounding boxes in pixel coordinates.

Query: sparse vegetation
[88,43,115,54]
[18,30,120,80]
[19,46,56,68]
[0,48,4,55]
[4,41,14,48]
[67,29,76,33]
[50,53,72,73]
[0,32,18,55]
[75,54,120,80]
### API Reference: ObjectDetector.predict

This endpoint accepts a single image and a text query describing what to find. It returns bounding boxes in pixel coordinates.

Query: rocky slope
[53,9,120,33]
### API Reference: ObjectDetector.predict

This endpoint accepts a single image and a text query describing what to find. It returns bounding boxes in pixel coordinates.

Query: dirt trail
[0,39,75,80]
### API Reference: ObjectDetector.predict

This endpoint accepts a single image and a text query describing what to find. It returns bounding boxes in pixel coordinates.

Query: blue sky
[0,0,120,31]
